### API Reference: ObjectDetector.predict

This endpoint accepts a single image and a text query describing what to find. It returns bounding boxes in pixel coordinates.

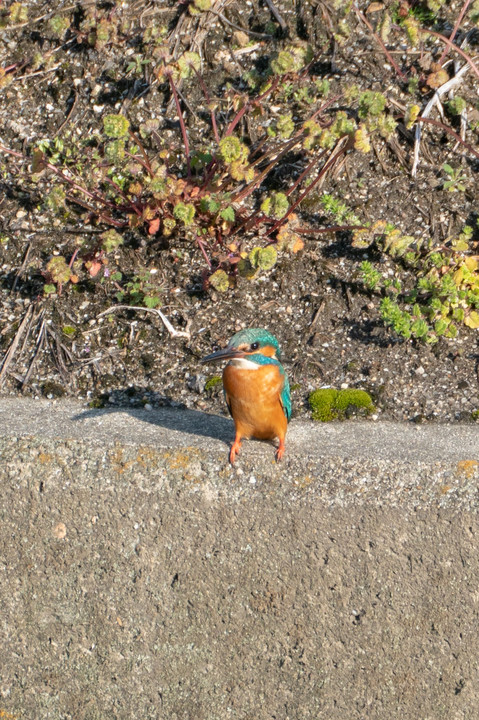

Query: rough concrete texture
[1,398,479,720]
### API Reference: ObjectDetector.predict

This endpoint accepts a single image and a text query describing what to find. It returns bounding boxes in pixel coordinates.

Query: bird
[201,328,291,464]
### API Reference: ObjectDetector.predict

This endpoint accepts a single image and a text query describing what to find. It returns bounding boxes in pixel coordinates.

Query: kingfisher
[201,328,291,464]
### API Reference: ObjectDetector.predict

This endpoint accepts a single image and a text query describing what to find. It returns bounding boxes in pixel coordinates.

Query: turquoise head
[200,328,282,364]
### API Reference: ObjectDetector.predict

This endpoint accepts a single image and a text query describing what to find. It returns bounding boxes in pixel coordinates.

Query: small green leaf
[47,256,71,284]
[219,136,247,164]
[237,258,257,279]
[434,318,449,336]
[103,114,130,139]
[249,246,278,270]
[144,296,161,308]
[177,51,201,79]
[220,206,235,222]
[465,311,479,329]
[200,196,220,213]
[209,269,229,292]
[173,202,196,225]
[101,229,124,253]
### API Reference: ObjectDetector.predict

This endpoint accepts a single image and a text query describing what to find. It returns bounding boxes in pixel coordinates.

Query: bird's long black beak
[200,346,246,364]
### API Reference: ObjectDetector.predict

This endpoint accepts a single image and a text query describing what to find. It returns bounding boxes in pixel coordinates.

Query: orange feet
[229,435,242,464]
[276,438,286,462]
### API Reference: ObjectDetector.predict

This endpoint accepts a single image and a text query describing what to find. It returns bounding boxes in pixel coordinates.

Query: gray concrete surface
[1,397,479,719]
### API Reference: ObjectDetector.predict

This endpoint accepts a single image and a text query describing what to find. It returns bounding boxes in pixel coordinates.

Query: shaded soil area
[0,0,478,424]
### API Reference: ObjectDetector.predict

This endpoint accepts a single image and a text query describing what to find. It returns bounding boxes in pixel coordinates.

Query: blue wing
[251,355,291,421]
[280,371,291,422]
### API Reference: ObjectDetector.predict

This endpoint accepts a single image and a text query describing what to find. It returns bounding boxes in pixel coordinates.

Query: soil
[1,0,478,425]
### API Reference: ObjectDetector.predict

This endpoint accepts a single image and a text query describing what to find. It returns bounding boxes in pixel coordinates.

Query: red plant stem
[298,48,327,80]
[295,224,368,235]
[232,94,340,177]
[199,160,218,191]
[285,150,327,198]
[197,237,212,268]
[309,93,344,122]
[68,248,79,268]
[124,151,154,176]
[128,130,153,176]
[231,150,327,237]
[420,28,479,80]
[437,0,472,66]
[230,136,305,204]
[353,3,407,81]
[0,143,22,159]
[0,143,123,211]
[166,71,191,176]
[264,139,351,239]
[416,116,479,161]
[64,194,127,227]
[103,177,142,216]
[224,77,280,137]
[190,64,220,144]
[249,135,270,161]
[210,111,220,146]
[218,94,343,200]
[45,161,119,208]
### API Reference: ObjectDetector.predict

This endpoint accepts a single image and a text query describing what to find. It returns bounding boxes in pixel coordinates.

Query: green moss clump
[309,388,375,422]
[205,375,223,392]
[89,397,107,409]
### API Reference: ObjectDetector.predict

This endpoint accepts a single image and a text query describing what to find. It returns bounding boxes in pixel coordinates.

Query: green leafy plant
[360,261,382,291]
[357,223,479,342]
[49,14,71,37]
[249,246,278,271]
[115,270,163,308]
[4,55,365,295]
[209,269,229,292]
[442,164,468,192]
[103,114,130,139]
[189,0,212,16]
[8,2,28,23]
[2,3,477,315]
[358,91,386,119]
[446,97,467,116]
[44,255,77,295]
[261,192,289,219]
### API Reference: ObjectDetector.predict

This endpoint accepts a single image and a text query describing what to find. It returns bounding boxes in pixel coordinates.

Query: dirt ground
[1,0,478,424]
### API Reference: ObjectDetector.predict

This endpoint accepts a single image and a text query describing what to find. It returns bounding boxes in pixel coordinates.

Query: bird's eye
[251,342,260,351]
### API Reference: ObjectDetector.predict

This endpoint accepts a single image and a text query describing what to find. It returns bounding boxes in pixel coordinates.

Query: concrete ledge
[1,399,479,718]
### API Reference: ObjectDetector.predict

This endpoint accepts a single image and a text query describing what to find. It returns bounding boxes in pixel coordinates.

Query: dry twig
[0,304,34,387]
[412,63,470,177]
[97,306,191,338]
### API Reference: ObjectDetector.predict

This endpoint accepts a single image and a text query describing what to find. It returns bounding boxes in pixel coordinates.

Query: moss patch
[308,388,375,422]
[205,375,223,392]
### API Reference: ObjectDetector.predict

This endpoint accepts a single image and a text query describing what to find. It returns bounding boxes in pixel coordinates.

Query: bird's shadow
[72,394,234,444]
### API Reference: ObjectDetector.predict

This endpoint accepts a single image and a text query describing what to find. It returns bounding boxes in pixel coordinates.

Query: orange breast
[223,363,288,441]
